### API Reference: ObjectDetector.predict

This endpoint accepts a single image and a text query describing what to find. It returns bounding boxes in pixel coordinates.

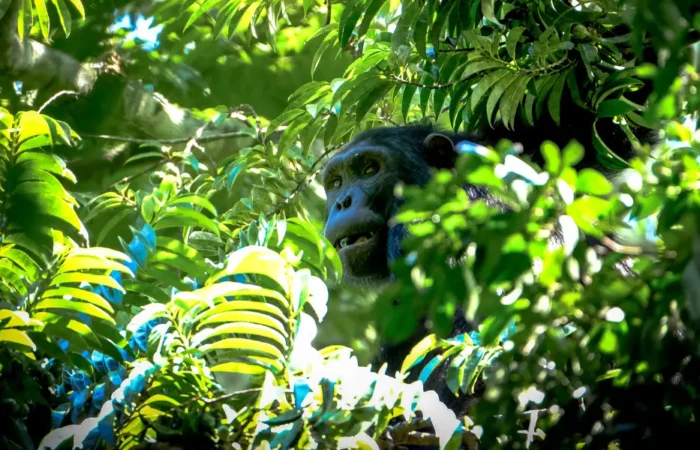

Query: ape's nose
[334,193,353,211]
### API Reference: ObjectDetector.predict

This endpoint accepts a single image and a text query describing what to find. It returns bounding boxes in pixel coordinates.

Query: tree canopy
[1,1,700,449]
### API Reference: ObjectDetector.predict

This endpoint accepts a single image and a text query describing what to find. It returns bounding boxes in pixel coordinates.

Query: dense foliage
[1,0,700,449]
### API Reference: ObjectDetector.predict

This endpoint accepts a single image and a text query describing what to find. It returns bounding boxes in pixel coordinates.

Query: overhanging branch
[0,0,257,189]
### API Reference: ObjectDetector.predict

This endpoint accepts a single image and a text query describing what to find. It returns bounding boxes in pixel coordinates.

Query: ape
[321,118,657,420]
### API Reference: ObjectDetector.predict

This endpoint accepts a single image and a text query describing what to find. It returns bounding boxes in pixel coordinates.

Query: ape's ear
[421,133,458,169]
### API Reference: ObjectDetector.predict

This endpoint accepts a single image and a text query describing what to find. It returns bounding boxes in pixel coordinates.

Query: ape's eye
[329,178,342,189]
[363,162,379,176]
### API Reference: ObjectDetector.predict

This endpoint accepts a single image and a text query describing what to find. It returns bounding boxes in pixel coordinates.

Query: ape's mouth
[334,230,378,251]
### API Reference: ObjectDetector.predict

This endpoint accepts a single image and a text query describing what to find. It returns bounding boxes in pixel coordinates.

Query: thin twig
[390,73,471,90]
[113,161,166,187]
[37,90,78,113]
[326,0,332,25]
[229,104,265,145]
[267,145,340,218]
[600,236,676,258]
[438,47,476,54]
[79,130,254,145]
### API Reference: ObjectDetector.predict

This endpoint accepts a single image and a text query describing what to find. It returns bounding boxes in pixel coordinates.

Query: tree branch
[0,0,97,95]
[0,0,257,189]
[80,130,256,145]
[37,90,78,113]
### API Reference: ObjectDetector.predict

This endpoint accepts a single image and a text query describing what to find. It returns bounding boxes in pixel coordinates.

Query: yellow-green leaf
[195,299,287,323]
[0,329,36,351]
[200,338,284,360]
[57,255,134,277]
[401,334,438,374]
[199,311,287,335]
[209,247,290,295]
[43,287,114,313]
[52,0,72,35]
[66,0,84,18]
[51,273,125,291]
[34,299,116,324]
[34,0,50,40]
[192,322,287,349]
[210,361,267,375]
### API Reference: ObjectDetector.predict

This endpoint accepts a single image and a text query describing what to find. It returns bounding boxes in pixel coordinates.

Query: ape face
[322,126,462,286]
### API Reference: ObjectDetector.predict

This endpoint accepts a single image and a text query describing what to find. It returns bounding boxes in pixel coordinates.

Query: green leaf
[52,0,72,35]
[356,81,393,123]
[58,254,133,276]
[566,197,612,238]
[155,207,221,237]
[400,334,439,374]
[83,198,127,224]
[593,77,644,108]
[541,141,562,175]
[96,209,134,245]
[51,273,124,292]
[592,120,629,170]
[431,1,455,52]
[43,287,114,313]
[414,4,431,59]
[66,0,84,18]
[196,299,287,324]
[211,361,268,375]
[597,99,639,118]
[17,0,31,41]
[463,59,504,79]
[184,0,220,30]
[402,84,417,122]
[199,310,287,335]
[267,110,306,138]
[599,327,618,354]
[143,394,180,408]
[576,169,614,196]
[578,43,598,81]
[0,329,36,351]
[168,195,217,216]
[209,246,290,296]
[357,0,387,38]
[547,70,568,126]
[522,93,536,126]
[481,0,500,25]
[34,299,115,324]
[566,69,586,109]
[485,73,519,125]
[124,151,166,165]
[499,75,531,129]
[418,345,463,385]
[534,75,559,119]
[34,0,50,40]
[193,322,287,349]
[200,338,284,361]
[339,0,365,47]
[506,27,526,60]
[151,249,209,279]
[311,32,334,78]
[391,2,420,53]
[562,140,584,167]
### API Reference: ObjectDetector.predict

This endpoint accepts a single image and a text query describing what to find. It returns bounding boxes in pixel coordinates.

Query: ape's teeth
[340,238,349,248]
[356,236,368,244]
